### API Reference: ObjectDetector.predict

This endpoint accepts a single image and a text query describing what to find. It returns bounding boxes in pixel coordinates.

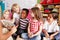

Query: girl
[11,3,21,40]
[0,10,17,40]
[11,3,20,25]
[28,7,43,40]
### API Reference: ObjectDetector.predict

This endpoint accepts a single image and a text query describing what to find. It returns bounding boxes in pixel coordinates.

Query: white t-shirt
[43,20,59,33]
[13,13,20,19]
[13,13,20,23]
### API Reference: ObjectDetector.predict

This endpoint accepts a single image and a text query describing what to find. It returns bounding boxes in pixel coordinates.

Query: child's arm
[50,31,59,37]
[28,23,31,36]
[12,18,15,23]
[49,31,59,40]
[28,23,30,34]
[42,29,49,38]
[50,25,59,39]
[28,23,33,37]
[50,21,59,37]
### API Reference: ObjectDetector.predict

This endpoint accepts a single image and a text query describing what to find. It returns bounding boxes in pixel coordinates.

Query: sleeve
[43,21,47,30]
[54,21,59,32]
[13,13,18,19]
[13,13,17,24]
[39,21,43,28]
[13,13,16,18]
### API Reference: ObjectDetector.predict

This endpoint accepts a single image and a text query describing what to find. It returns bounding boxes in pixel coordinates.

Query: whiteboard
[4,0,37,9]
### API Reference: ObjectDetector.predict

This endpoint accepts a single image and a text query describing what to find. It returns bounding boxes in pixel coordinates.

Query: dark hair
[22,8,29,16]
[52,13,58,19]
[48,13,58,19]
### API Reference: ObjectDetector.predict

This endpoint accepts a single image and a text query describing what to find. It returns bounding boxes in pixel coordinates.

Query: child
[11,3,20,25]
[12,8,29,40]
[43,13,59,40]
[11,4,21,40]
[1,10,14,29]
[17,8,29,39]
[28,7,43,40]
[0,10,17,40]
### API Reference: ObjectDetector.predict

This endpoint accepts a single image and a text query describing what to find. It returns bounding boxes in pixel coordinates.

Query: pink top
[9,12,13,19]
[27,9,32,20]
[30,19,43,34]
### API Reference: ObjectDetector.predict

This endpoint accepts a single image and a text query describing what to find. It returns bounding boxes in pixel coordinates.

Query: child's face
[31,12,35,17]
[47,14,53,21]
[21,10,27,18]
[13,6,20,13]
[4,11,10,19]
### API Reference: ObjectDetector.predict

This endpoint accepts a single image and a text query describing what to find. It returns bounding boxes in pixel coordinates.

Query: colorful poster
[0,1,5,13]
[0,6,1,18]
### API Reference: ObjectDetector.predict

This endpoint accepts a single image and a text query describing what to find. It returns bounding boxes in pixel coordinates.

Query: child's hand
[28,32,33,38]
[49,35,54,40]
[30,35,34,38]
[45,35,49,38]
[11,26,17,34]
[28,33,31,37]
[15,25,18,28]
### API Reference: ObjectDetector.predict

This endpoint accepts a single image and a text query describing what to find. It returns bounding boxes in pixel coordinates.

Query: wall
[4,0,37,9]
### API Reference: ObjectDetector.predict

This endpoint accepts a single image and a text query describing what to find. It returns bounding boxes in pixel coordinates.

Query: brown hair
[48,13,58,19]
[31,7,43,21]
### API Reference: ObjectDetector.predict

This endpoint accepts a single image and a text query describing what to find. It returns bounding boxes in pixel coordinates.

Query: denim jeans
[21,33,29,40]
[41,32,60,40]
[55,33,60,40]
[41,33,45,40]
[29,35,41,40]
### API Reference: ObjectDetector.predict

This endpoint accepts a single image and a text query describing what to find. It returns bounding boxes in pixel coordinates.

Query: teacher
[0,22,17,40]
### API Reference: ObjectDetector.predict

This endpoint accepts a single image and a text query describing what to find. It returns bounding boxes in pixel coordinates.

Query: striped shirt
[19,18,29,29]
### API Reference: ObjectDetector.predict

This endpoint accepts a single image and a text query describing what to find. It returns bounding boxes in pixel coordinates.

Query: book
[1,20,15,28]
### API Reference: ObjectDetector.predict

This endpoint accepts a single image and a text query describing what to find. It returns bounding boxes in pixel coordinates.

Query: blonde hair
[31,7,43,21]
[35,4,42,10]
[2,10,11,19]
[11,3,20,14]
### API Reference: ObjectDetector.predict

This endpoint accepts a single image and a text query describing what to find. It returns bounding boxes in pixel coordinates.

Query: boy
[17,8,29,38]
[12,8,29,40]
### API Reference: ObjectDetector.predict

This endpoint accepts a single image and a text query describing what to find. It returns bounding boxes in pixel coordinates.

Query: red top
[30,19,43,34]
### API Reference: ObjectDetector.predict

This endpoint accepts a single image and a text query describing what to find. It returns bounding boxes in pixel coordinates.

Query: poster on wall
[5,0,37,9]
[0,6,1,19]
[0,1,5,13]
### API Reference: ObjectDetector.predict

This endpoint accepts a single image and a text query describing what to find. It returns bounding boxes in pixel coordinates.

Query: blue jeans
[21,33,29,40]
[55,33,60,40]
[41,32,60,40]
[41,33,45,40]
[29,35,41,40]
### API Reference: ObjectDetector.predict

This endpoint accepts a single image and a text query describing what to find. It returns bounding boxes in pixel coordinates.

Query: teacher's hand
[11,26,17,34]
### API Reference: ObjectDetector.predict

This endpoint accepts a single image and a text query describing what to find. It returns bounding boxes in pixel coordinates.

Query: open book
[1,20,15,28]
